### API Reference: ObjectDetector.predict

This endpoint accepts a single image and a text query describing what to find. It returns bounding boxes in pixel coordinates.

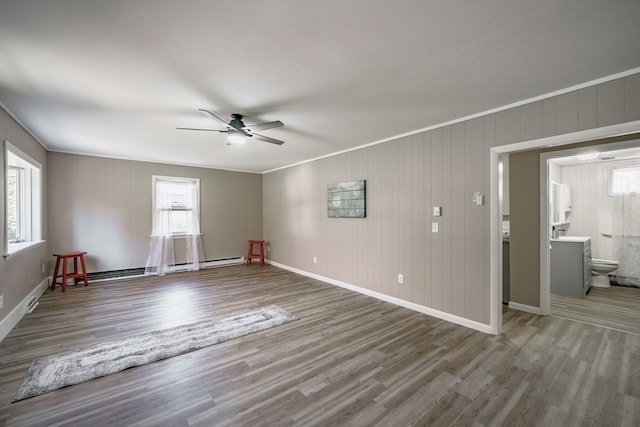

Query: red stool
[245,240,265,266]
[51,251,90,292]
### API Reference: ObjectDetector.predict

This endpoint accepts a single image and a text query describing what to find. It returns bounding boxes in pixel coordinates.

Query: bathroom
[547,143,640,331]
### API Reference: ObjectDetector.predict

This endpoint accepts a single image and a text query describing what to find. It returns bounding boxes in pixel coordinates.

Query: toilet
[591,258,619,288]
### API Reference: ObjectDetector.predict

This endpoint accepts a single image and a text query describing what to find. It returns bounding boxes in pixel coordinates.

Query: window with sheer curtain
[145,176,203,275]
[610,164,640,195]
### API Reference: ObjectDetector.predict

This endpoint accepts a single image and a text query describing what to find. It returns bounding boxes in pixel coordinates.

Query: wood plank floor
[551,285,640,335]
[1,265,639,426]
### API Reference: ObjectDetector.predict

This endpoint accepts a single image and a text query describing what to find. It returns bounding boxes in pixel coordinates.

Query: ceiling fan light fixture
[227,130,246,145]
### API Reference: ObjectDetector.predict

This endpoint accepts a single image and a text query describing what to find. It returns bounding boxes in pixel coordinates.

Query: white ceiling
[1,1,640,173]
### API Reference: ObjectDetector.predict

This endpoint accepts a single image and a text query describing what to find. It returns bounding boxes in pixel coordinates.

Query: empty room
[1,1,640,426]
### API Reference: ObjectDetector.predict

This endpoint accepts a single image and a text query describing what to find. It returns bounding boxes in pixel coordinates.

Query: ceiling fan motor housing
[229,114,246,130]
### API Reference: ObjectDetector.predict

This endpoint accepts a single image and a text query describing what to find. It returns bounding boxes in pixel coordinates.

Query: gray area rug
[13,304,297,402]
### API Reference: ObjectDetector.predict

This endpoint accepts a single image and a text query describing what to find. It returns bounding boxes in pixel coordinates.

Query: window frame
[151,175,201,237]
[4,140,43,257]
[608,160,640,196]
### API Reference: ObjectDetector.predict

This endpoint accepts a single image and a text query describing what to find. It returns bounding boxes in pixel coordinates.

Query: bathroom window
[609,164,640,196]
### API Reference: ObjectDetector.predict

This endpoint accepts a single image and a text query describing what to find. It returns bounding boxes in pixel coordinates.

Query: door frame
[539,137,640,316]
[489,120,640,335]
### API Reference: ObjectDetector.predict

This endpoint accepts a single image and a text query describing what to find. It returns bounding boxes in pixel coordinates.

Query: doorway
[489,121,640,335]
[540,139,640,334]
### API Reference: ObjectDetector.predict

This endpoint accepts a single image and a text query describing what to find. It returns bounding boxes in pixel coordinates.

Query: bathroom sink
[551,236,590,243]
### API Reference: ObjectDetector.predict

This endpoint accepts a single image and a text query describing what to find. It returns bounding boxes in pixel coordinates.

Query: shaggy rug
[13,304,297,402]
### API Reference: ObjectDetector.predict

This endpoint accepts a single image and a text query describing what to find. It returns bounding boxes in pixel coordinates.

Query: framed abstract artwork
[327,180,366,218]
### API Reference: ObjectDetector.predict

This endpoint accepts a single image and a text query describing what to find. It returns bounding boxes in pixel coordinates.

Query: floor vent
[26,296,39,313]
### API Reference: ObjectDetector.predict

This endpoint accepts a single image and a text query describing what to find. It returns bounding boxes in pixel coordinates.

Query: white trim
[0,102,49,151]
[48,148,259,175]
[4,140,43,256]
[264,68,640,174]
[508,301,542,316]
[490,121,640,327]
[0,277,49,342]
[3,239,45,258]
[490,152,502,335]
[539,154,551,316]
[268,260,492,334]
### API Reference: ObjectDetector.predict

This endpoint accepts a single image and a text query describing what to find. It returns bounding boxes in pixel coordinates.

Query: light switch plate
[432,222,439,233]
[433,206,441,217]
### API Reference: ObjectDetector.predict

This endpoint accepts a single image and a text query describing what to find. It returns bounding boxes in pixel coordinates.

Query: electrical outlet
[313,256,317,264]
[398,274,404,284]
[42,263,46,273]
[432,222,439,233]
[0,295,3,309]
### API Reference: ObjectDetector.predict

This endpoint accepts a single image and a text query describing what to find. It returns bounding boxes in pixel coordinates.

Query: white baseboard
[508,301,543,315]
[0,276,50,342]
[268,260,492,334]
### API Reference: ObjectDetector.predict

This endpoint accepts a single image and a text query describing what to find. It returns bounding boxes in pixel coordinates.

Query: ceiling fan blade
[198,109,235,130]
[176,127,227,132]
[242,120,284,133]
[252,133,285,145]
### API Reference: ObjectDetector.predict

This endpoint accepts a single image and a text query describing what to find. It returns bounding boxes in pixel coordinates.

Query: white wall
[561,159,639,260]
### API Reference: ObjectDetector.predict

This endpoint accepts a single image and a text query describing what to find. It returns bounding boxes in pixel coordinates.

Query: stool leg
[79,254,89,287]
[73,256,79,286]
[61,256,68,292]
[51,257,61,290]
[259,242,265,266]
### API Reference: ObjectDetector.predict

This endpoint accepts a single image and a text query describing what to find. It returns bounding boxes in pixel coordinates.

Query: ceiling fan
[177,109,285,145]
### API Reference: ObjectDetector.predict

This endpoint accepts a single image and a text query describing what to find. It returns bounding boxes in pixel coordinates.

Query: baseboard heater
[87,257,245,281]
[26,296,39,313]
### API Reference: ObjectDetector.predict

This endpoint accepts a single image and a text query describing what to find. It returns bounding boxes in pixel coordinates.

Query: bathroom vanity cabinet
[550,237,592,298]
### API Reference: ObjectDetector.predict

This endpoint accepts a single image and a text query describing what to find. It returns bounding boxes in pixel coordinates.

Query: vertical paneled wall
[264,72,640,325]
[47,153,263,273]
[264,119,493,324]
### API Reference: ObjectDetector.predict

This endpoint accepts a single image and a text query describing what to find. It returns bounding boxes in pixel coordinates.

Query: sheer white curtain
[611,164,640,286]
[145,176,204,275]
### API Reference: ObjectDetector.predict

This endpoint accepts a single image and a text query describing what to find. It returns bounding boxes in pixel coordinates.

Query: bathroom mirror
[550,181,571,226]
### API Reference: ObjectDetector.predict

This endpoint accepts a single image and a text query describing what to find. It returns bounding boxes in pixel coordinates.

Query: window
[4,141,42,255]
[151,176,200,236]
[609,163,640,196]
